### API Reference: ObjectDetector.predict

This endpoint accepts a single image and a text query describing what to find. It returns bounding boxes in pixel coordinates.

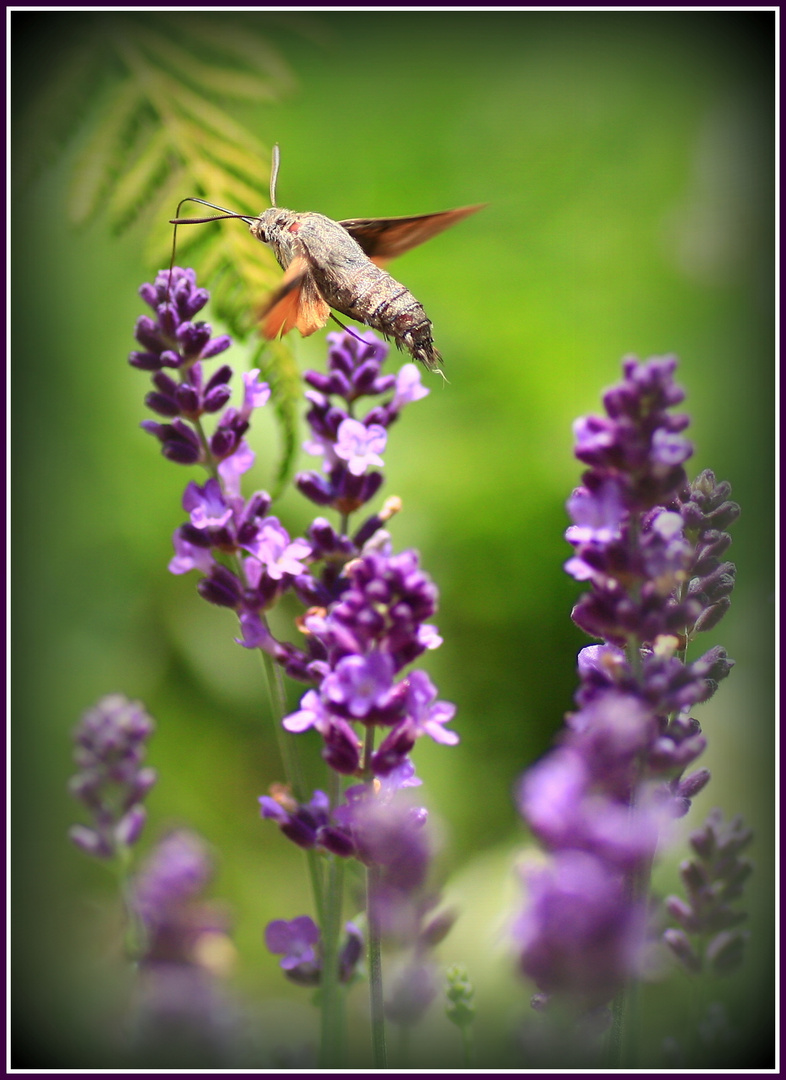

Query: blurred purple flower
[513,851,645,1009]
[265,915,321,985]
[68,694,157,859]
[512,355,740,1017]
[264,915,363,986]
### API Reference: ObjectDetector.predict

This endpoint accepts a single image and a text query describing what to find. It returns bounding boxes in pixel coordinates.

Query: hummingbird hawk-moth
[170,146,484,374]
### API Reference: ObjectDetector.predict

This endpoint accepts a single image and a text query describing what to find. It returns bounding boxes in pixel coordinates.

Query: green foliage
[14,13,293,332]
[19,11,293,324]
[250,337,303,498]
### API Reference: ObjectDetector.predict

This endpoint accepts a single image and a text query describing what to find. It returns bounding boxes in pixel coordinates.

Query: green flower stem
[112,843,146,962]
[459,1025,473,1068]
[362,727,387,1069]
[367,861,387,1069]
[318,851,346,1067]
[318,768,347,1066]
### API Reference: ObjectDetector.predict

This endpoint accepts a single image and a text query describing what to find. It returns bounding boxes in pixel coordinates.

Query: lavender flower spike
[68,694,157,859]
[513,354,740,1026]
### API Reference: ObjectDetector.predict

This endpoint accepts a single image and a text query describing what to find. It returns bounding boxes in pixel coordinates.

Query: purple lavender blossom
[265,915,321,985]
[333,417,387,476]
[132,830,215,942]
[131,268,230,372]
[130,276,446,744]
[130,275,321,650]
[512,354,739,1017]
[242,518,312,581]
[129,277,457,1048]
[514,851,645,1008]
[264,915,363,986]
[295,329,429,518]
[68,694,157,859]
[132,269,267,470]
[259,785,355,857]
[283,545,457,779]
[322,652,396,718]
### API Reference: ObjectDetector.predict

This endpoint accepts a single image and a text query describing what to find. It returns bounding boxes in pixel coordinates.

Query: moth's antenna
[270,144,280,207]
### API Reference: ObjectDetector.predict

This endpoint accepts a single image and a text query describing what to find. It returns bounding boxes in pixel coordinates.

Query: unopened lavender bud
[706,929,748,975]
[197,565,243,607]
[69,824,112,858]
[690,469,730,507]
[339,922,364,983]
[115,805,147,847]
[318,826,356,858]
[420,906,459,948]
[677,769,711,800]
[688,830,715,864]
[322,719,362,775]
[445,964,475,1029]
[663,928,702,973]
[665,895,699,932]
[693,530,732,571]
[692,598,732,636]
[309,516,344,552]
[680,859,709,895]
[295,471,336,505]
[705,500,740,531]
[129,767,158,803]
[690,562,736,603]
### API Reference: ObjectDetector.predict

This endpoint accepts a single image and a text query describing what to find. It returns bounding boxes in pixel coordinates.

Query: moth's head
[249,216,269,245]
[249,208,292,249]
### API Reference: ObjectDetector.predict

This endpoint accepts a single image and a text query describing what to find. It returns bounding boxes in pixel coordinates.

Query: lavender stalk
[130,271,459,1066]
[512,355,742,1067]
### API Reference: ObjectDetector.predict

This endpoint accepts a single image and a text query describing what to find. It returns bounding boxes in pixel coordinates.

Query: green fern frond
[129,23,283,102]
[16,11,317,395]
[141,168,194,265]
[105,127,174,234]
[165,14,298,94]
[66,83,149,226]
[250,338,303,499]
[201,170,273,217]
[197,138,275,202]
[162,78,270,158]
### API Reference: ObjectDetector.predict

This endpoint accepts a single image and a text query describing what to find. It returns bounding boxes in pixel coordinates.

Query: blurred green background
[12,9,774,1069]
